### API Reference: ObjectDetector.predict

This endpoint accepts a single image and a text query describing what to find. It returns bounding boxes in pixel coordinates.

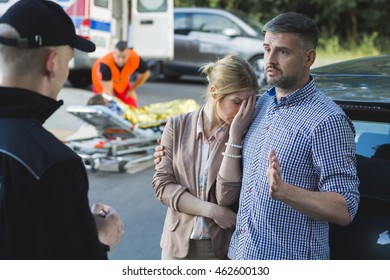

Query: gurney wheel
[90,158,101,172]
[118,161,128,173]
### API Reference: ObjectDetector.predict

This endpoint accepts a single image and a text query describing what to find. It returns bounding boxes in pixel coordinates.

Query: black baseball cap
[0,0,95,52]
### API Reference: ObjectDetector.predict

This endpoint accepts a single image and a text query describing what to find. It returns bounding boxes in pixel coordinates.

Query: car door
[186,12,243,67]
[171,11,194,69]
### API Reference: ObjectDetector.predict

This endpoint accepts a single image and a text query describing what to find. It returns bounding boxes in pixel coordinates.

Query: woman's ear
[210,86,218,100]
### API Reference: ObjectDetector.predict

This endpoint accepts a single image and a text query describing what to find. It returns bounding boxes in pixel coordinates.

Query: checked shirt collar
[267,75,316,108]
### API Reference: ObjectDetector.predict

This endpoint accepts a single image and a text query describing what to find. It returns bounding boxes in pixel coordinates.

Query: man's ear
[305,49,316,68]
[45,49,58,77]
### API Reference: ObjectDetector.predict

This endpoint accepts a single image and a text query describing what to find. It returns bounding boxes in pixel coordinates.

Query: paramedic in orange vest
[92,40,150,108]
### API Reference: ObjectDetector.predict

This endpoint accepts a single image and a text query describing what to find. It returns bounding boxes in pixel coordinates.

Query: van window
[94,0,108,8]
[137,0,167,12]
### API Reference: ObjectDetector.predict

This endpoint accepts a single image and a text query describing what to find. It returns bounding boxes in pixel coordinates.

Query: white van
[0,0,174,87]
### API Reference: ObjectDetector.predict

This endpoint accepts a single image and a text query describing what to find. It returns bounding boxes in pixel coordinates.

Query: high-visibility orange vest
[91,49,141,93]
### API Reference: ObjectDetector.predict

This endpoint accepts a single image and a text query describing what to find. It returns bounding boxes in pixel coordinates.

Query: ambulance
[0,0,174,87]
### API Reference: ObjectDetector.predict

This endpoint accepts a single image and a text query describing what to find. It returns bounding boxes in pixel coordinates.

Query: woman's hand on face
[229,94,256,138]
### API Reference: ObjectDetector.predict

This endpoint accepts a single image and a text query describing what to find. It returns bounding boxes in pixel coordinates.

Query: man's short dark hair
[263,12,319,49]
[115,40,128,51]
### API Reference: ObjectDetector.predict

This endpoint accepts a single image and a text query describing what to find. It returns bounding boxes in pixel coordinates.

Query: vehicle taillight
[79,18,91,40]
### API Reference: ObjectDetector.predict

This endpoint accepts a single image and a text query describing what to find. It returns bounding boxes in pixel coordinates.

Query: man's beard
[266,71,300,91]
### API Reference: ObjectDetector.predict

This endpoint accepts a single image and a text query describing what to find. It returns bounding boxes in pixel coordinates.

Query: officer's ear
[45,48,58,78]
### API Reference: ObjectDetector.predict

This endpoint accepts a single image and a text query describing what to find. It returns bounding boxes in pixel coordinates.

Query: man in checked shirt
[154,12,360,260]
[227,12,360,260]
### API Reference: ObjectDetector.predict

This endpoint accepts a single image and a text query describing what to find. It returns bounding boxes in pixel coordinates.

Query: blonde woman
[152,54,259,260]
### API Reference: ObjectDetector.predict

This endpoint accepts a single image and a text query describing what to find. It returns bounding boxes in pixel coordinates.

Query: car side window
[174,13,192,35]
[354,121,390,159]
[354,120,390,196]
[192,13,241,36]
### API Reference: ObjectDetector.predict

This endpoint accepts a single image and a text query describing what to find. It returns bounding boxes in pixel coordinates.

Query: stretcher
[64,99,199,173]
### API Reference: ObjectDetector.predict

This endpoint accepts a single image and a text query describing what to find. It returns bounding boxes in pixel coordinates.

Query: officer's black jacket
[0,87,107,259]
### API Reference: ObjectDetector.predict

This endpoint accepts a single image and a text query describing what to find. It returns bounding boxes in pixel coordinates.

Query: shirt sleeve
[135,57,149,73]
[100,63,112,81]
[312,114,360,222]
[215,174,241,207]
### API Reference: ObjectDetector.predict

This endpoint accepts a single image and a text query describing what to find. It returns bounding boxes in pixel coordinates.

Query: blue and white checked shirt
[228,77,360,260]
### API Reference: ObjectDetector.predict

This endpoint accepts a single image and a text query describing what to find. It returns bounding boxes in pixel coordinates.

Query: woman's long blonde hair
[201,54,259,103]
[200,54,259,122]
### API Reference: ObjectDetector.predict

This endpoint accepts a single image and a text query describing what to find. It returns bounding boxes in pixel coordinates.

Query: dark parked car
[147,7,265,86]
[311,55,390,259]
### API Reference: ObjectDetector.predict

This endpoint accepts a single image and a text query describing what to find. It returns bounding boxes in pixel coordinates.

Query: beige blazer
[152,108,242,259]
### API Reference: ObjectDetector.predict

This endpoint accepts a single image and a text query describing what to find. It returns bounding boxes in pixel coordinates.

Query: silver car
[148,7,265,86]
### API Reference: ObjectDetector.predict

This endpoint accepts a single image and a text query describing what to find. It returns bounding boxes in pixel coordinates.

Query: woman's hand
[229,94,256,142]
[209,205,237,230]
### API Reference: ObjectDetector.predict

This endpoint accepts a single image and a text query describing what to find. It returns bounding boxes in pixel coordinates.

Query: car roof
[312,55,390,104]
[312,55,390,76]
[311,55,390,122]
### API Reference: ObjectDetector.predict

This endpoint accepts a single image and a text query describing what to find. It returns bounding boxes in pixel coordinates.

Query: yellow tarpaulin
[123,99,199,128]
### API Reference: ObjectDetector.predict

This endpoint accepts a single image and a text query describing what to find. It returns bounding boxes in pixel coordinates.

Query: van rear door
[89,0,128,61]
[131,0,174,60]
